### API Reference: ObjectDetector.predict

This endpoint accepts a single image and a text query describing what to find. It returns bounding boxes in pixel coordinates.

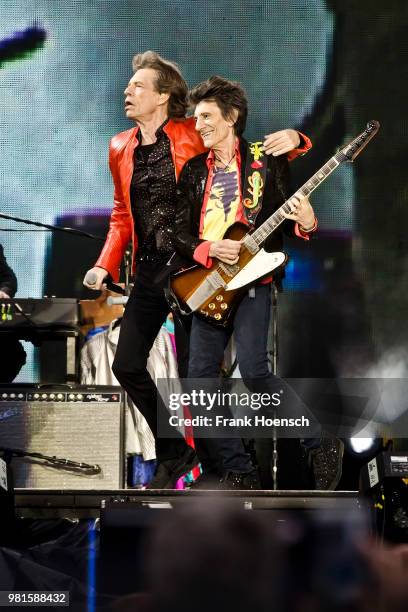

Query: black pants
[0,338,26,382]
[112,260,190,462]
[189,285,321,473]
[188,285,278,474]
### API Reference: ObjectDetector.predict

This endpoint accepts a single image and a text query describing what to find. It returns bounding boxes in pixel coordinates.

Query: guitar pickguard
[225,250,286,290]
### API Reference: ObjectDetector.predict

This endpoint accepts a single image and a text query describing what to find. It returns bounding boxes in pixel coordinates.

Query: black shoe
[190,472,223,490]
[218,468,261,490]
[309,437,344,490]
[147,446,199,490]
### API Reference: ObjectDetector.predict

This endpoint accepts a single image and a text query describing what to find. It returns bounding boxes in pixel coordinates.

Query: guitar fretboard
[248,151,344,247]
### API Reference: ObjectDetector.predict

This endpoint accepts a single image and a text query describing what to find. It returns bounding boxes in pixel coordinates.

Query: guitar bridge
[186,270,226,311]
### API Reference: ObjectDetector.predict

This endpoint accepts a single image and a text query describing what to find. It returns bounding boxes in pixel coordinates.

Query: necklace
[214,152,236,172]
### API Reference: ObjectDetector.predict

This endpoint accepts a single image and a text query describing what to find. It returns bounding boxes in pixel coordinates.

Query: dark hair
[132,51,188,119]
[189,75,248,136]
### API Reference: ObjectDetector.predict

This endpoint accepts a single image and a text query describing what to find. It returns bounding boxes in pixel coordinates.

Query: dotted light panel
[0,0,341,380]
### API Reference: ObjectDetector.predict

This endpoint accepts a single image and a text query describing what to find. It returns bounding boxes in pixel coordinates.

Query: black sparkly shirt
[130,121,176,261]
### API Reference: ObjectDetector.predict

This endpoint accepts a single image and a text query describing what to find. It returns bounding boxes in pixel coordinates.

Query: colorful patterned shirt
[201,159,242,241]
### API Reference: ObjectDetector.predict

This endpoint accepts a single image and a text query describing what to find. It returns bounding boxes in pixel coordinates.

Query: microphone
[84,271,126,296]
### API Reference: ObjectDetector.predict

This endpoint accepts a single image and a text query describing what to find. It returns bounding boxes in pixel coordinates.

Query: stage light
[349,438,376,454]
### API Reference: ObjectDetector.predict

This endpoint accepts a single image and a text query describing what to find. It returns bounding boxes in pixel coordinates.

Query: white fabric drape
[80,320,179,461]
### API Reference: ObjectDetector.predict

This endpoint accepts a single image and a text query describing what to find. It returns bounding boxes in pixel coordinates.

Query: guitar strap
[242,141,268,226]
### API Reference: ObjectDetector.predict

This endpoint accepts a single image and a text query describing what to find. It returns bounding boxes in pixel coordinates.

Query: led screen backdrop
[0,0,407,382]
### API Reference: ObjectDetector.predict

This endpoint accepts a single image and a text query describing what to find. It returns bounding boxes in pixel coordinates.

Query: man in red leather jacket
[83,51,311,489]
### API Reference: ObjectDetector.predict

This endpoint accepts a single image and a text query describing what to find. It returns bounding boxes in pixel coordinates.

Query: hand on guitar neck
[281,195,315,231]
[209,239,242,264]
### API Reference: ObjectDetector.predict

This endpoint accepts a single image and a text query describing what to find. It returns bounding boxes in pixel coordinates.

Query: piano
[0,298,78,329]
[0,298,79,382]
[0,295,124,382]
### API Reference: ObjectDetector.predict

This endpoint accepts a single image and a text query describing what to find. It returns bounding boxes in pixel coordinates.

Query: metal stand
[269,283,279,491]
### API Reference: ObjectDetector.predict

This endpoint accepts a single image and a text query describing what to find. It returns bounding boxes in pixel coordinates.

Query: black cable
[0,212,105,241]
[0,228,50,232]
[9,302,37,328]
[0,446,101,475]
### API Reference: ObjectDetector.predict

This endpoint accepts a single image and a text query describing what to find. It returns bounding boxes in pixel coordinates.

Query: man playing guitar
[174,76,342,489]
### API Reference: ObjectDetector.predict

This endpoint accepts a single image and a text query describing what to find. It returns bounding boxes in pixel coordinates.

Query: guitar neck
[249,150,345,247]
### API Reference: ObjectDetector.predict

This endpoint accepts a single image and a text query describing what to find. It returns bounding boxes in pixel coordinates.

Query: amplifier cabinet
[0,386,124,489]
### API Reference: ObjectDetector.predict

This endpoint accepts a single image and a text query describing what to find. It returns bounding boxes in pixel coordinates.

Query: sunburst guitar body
[170,222,286,326]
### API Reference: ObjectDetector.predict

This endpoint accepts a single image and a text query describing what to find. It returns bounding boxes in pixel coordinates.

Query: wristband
[299,218,317,233]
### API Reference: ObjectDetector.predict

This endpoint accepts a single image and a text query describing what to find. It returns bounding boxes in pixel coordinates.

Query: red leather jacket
[95,118,206,280]
[95,118,311,280]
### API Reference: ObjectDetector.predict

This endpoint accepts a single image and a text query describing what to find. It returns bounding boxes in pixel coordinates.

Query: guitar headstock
[339,120,380,162]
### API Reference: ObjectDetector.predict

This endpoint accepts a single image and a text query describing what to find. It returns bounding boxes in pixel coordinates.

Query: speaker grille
[0,387,124,489]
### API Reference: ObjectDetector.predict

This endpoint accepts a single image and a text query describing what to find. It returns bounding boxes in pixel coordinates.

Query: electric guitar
[169,120,380,327]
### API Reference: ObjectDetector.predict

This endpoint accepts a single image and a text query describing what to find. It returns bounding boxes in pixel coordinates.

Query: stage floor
[15,488,360,519]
